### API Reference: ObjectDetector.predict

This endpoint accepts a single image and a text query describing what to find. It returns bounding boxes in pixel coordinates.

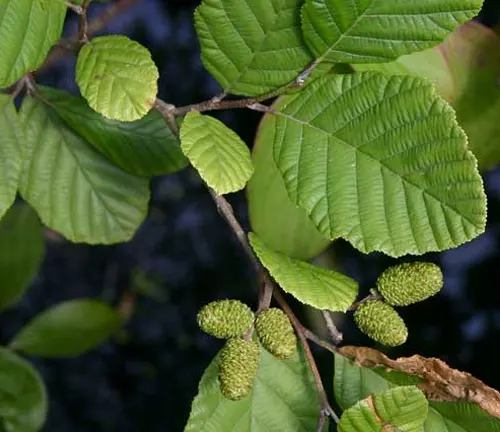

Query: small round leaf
[76,35,159,122]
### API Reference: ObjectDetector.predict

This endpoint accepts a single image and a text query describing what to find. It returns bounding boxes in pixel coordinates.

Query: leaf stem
[348,291,381,311]
[321,310,343,344]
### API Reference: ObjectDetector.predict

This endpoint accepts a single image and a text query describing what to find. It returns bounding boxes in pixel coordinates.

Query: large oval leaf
[271,73,486,257]
[301,0,484,64]
[247,97,330,259]
[39,86,188,176]
[76,35,159,122]
[249,232,358,312]
[10,299,124,357]
[185,345,321,431]
[195,0,314,96]
[0,0,66,88]
[0,348,47,432]
[354,22,500,171]
[0,95,23,219]
[0,204,44,311]
[19,97,150,244]
[180,112,254,194]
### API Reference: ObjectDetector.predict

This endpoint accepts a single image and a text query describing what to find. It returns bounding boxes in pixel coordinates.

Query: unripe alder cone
[376,262,444,306]
[218,338,260,400]
[197,300,254,339]
[255,308,297,360]
[354,300,408,347]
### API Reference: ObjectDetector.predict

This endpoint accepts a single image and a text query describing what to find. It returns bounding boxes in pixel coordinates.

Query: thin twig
[321,310,343,345]
[303,328,337,354]
[257,276,273,312]
[317,410,328,432]
[208,189,260,274]
[78,0,92,43]
[40,0,142,72]
[274,290,339,426]
[348,291,381,312]
[154,99,179,135]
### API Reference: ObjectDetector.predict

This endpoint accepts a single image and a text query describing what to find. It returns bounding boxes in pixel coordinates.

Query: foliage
[0,0,498,430]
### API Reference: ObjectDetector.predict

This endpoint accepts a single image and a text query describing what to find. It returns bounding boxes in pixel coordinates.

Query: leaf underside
[19,97,150,245]
[40,86,188,176]
[271,72,486,257]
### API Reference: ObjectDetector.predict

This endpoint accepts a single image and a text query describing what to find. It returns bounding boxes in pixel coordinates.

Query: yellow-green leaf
[249,232,358,311]
[76,35,159,122]
[180,112,254,194]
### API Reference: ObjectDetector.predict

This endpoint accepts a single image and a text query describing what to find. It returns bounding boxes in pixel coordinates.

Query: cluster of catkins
[354,262,444,347]
[197,300,297,400]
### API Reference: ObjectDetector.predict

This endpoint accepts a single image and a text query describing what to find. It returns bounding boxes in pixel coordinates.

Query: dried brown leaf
[339,345,500,419]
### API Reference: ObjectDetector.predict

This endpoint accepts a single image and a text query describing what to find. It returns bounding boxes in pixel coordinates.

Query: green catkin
[354,300,408,347]
[255,308,297,360]
[197,299,254,339]
[218,338,260,400]
[377,262,444,306]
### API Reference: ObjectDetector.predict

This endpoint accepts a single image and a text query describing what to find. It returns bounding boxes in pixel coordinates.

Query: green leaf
[334,353,421,410]
[272,73,486,257]
[426,402,500,432]
[301,0,484,64]
[334,354,500,432]
[39,86,188,176]
[180,112,254,194]
[373,386,428,430]
[247,97,330,259]
[0,95,23,219]
[0,0,66,88]
[338,386,428,432]
[0,347,47,432]
[10,299,124,357]
[354,22,500,171]
[185,345,321,431]
[195,0,315,96]
[76,35,159,122]
[249,232,358,311]
[18,97,150,245]
[0,204,44,311]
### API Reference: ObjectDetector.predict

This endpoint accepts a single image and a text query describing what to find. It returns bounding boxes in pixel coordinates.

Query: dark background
[1,1,500,430]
